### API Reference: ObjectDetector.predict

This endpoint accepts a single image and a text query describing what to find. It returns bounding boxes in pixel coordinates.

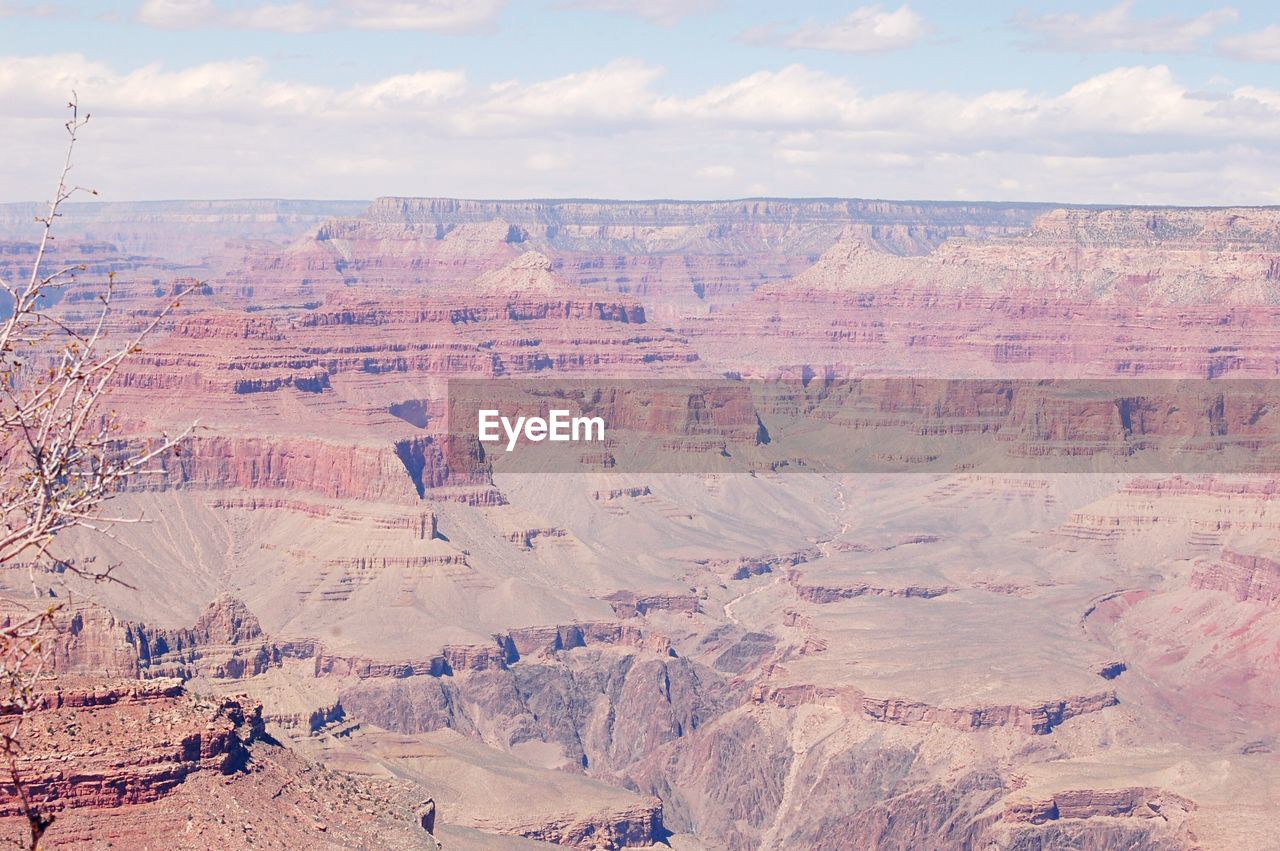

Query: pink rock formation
[12,197,1280,850]
[1192,548,1280,605]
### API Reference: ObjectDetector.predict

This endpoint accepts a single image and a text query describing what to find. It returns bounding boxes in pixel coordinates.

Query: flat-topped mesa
[1003,786,1197,825]
[366,196,1049,231]
[29,677,186,710]
[111,313,332,395]
[506,526,568,550]
[690,276,1280,382]
[224,254,689,377]
[300,293,646,326]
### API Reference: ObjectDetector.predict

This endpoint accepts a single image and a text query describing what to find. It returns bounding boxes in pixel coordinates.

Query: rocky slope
[0,677,440,849]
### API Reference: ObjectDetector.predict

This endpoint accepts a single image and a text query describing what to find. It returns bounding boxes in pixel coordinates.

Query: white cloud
[555,0,719,26]
[4,54,1280,204]
[1220,25,1280,63]
[229,2,330,32]
[341,0,502,32]
[674,65,862,126]
[347,71,468,110]
[526,151,573,171]
[695,164,735,179]
[1014,0,1238,53]
[742,5,930,54]
[0,53,455,118]
[135,0,503,33]
[776,147,822,165]
[136,0,216,28]
[462,60,666,134]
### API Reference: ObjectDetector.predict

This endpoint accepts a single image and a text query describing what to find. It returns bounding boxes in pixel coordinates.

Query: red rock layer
[141,433,488,503]
[0,678,260,815]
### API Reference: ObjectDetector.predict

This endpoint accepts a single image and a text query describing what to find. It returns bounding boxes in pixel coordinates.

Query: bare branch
[0,96,192,849]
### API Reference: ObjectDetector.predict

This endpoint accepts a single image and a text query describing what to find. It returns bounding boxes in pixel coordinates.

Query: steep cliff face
[44,596,295,681]
[145,435,459,502]
[91,249,699,511]
[335,645,735,774]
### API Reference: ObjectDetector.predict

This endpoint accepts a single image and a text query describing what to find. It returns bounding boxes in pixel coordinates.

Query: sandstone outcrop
[0,678,260,815]
[606,591,700,618]
[1003,786,1196,824]
[466,800,662,849]
[790,577,955,602]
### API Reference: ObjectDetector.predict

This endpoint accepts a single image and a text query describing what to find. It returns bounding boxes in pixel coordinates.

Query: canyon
[1,197,1280,848]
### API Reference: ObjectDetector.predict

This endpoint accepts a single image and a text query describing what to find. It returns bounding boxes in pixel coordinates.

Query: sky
[3,0,1280,204]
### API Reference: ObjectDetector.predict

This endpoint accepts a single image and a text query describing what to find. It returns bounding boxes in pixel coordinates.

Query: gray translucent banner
[443,378,1280,474]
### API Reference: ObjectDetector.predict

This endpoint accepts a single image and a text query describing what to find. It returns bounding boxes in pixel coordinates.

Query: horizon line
[4,196,1280,212]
